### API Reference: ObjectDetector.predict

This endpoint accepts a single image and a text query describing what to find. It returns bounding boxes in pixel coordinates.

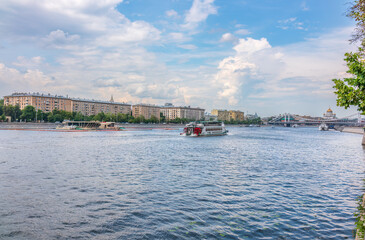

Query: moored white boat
[319,123,329,131]
[181,121,228,137]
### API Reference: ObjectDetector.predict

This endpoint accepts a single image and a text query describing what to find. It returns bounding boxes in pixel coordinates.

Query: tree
[348,0,365,45]
[53,114,64,122]
[14,105,22,121]
[94,112,105,121]
[20,105,36,122]
[333,0,365,144]
[333,50,365,113]
[149,115,158,123]
[74,112,85,121]
[3,105,22,121]
[160,112,165,123]
[0,99,3,116]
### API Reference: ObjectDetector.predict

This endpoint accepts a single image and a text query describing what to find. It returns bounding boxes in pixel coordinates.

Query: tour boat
[181,121,228,137]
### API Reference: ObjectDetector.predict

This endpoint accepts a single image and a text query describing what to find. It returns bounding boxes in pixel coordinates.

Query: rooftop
[5,92,131,106]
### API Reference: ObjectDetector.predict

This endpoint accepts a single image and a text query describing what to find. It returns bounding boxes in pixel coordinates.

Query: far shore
[0,123,363,135]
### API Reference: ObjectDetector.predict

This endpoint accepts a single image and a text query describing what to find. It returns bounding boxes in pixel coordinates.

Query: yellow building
[211,109,244,122]
[4,92,131,116]
[229,110,244,122]
[211,109,230,121]
[132,104,161,120]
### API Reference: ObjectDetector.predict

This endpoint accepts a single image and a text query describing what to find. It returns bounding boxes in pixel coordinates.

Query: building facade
[211,109,230,121]
[132,104,161,120]
[211,109,244,122]
[161,106,205,121]
[71,99,131,116]
[4,92,131,116]
[323,108,336,120]
[229,110,244,122]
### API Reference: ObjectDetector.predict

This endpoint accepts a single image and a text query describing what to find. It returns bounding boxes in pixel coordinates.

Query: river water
[0,127,364,239]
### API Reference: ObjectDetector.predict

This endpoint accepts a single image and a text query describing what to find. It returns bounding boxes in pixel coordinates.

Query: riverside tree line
[0,100,262,124]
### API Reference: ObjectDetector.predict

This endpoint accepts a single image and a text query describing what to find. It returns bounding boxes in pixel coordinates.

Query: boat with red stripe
[181,121,228,137]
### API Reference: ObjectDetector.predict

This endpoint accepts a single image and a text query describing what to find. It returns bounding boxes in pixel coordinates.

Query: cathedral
[323,107,336,120]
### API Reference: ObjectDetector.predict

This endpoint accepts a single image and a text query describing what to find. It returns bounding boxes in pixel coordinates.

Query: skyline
[0,0,359,117]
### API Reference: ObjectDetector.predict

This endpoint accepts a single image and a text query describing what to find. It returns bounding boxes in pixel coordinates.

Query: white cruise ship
[181,121,228,137]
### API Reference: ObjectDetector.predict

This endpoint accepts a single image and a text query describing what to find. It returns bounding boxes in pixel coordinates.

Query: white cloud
[0,0,160,46]
[278,17,305,30]
[215,38,271,105]
[168,32,191,42]
[0,63,53,91]
[12,56,44,69]
[234,24,245,28]
[166,9,179,18]
[178,44,197,50]
[220,33,238,43]
[182,0,217,30]
[213,27,355,115]
[301,1,309,11]
[233,37,271,55]
[235,29,251,36]
[42,30,80,49]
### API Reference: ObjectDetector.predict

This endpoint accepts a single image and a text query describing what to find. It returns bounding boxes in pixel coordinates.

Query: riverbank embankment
[0,122,185,130]
[342,127,364,135]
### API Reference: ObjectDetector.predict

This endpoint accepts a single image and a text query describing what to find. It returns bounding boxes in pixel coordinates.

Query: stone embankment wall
[0,122,58,129]
[0,122,185,130]
[342,127,364,135]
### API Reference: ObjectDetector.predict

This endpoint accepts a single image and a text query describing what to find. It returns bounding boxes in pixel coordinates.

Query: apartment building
[211,109,230,121]
[229,110,244,121]
[4,93,72,112]
[132,104,161,120]
[211,109,244,122]
[160,105,205,121]
[71,99,131,116]
[4,92,131,116]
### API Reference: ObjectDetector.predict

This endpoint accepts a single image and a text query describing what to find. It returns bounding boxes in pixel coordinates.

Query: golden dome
[327,108,332,112]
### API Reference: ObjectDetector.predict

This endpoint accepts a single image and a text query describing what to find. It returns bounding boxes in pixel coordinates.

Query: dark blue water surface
[0,127,364,239]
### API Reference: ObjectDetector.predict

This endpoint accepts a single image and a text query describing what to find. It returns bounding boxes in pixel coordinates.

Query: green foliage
[333,49,365,113]
[355,195,365,239]
[149,115,159,123]
[93,112,105,121]
[74,112,85,121]
[0,99,3,116]
[3,104,22,121]
[160,112,165,122]
[223,117,262,125]
[20,105,36,122]
[348,0,365,46]
[333,0,365,114]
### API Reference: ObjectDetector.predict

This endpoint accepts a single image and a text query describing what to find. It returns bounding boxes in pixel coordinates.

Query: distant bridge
[268,113,363,127]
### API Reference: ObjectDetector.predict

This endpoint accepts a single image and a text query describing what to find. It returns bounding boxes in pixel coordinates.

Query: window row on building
[4,93,131,116]
[4,93,206,121]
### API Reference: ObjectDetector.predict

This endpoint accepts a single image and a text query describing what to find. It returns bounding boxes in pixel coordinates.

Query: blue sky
[0,0,359,117]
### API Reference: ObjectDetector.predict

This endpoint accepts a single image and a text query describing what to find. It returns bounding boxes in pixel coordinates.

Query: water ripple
[0,127,363,239]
